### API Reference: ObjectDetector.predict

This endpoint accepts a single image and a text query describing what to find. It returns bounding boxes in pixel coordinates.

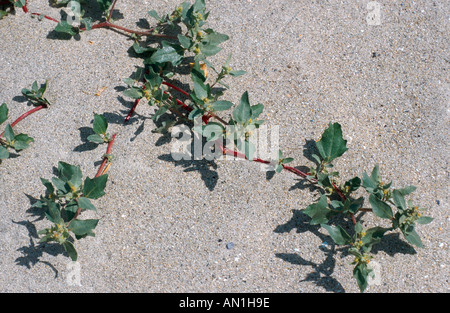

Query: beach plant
[1,0,434,292]
[0,80,50,161]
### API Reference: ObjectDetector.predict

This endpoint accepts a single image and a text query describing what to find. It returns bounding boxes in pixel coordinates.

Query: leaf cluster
[33,161,108,261]
[300,123,433,291]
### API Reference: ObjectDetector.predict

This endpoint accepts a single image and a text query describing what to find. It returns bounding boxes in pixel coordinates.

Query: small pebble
[226,242,234,250]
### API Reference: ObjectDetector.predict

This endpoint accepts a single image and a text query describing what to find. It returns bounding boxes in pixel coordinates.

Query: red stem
[95,133,117,178]
[22,0,28,13]
[107,0,118,22]
[0,105,45,137]
[81,21,176,38]
[31,12,59,23]
[124,98,140,124]
[162,82,190,97]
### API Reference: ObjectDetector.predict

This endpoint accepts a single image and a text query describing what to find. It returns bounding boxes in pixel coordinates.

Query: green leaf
[69,219,99,237]
[322,224,353,245]
[12,133,34,151]
[401,225,423,248]
[63,241,78,261]
[87,134,105,144]
[344,177,361,193]
[250,103,264,120]
[369,194,394,219]
[177,34,193,49]
[236,139,256,160]
[92,113,108,135]
[77,197,97,212]
[54,21,79,37]
[199,43,222,56]
[45,200,61,223]
[315,122,348,163]
[203,30,229,46]
[392,189,407,211]
[281,157,294,164]
[97,0,113,13]
[52,177,69,194]
[123,87,144,99]
[0,103,8,125]
[361,227,389,252]
[416,216,433,225]
[3,124,14,143]
[132,42,155,55]
[346,197,364,214]
[58,162,82,188]
[192,73,209,100]
[81,17,93,31]
[229,70,247,77]
[188,108,204,120]
[149,41,184,66]
[0,146,9,160]
[82,175,108,199]
[303,194,333,225]
[232,91,252,124]
[397,185,416,195]
[353,262,373,292]
[63,200,78,221]
[152,105,169,122]
[201,122,224,141]
[148,9,160,21]
[210,100,233,112]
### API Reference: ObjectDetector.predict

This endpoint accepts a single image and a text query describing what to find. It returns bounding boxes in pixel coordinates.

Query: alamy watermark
[66,261,82,286]
[366,1,382,26]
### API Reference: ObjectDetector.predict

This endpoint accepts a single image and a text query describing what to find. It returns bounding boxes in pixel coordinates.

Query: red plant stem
[124,98,140,124]
[282,165,310,179]
[215,140,311,179]
[22,0,28,13]
[81,21,176,38]
[162,82,190,97]
[107,0,118,22]
[95,133,117,178]
[0,105,45,137]
[31,12,59,23]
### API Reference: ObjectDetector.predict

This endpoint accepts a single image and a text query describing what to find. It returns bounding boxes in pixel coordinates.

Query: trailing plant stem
[0,105,46,137]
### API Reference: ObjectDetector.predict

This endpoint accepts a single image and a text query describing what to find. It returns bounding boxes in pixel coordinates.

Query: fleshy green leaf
[416,216,433,225]
[82,175,108,199]
[58,161,82,188]
[54,21,79,37]
[232,91,252,125]
[3,124,14,143]
[303,194,333,225]
[353,262,373,292]
[149,41,184,66]
[392,189,407,211]
[123,87,144,99]
[229,70,247,77]
[201,122,224,141]
[63,241,78,261]
[210,100,233,112]
[0,103,8,125]
[77,197,97,212]
[87,134,105,144]
[0,146,9,160]
[322,224,353,245]
[92,113,108,135]
[12,133,34,151]
[315,122,348,163]
[68,219,99,236]
[369,194,393,219]
[401,225,423,248]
